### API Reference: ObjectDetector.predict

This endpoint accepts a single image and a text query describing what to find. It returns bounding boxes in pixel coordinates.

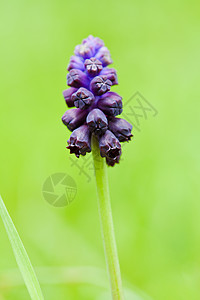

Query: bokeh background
[0,0,200,299]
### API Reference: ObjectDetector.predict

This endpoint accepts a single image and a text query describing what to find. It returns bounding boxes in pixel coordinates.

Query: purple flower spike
[63,87,78,107]
[99,130,121,166]
[108,117,133,142]
[97,92,123,116]
[84,57,103,76]
[71,87,95,109]
[95,47,113,67]
[67,125,91,157]
[62,35,132,166]
[62,108,88,131]
[67,69,89,88]
[86,108,108,136]
[90,75,112,96]
[100,67,118,85]
[67,56,85,71]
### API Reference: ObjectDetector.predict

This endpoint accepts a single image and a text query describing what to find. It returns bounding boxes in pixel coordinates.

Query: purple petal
[108,117,133,142]
[62,108,88,131]
[67,125,91,157]
[97,92,123,116]
[67,56,85,71]
[86,108,108,136]
[71,88,95,110]
[100,67,118,85]
[95,47,113,67]
[84,57,103,76]
[63,87,78,107]
[82,35,104,52]
[90,75,112,96]
[67,69,89,88]
[99,130,121,164]
[106,155,121,166]
[74,43,95,59]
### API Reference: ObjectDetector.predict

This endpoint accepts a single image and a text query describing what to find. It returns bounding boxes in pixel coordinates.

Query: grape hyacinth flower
[62,36,133,300]
[62,35,133,166]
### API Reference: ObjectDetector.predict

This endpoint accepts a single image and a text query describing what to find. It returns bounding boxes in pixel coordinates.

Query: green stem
[92,135,124,300]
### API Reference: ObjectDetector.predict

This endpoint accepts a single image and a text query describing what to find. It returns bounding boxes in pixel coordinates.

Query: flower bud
[74,43,95,59]
[86,109,108,136]
[67,125,91,157]
[84,57,103,76]
[95,47,113,66]
[92,37,104,51]
[97,92,123,116]
[67,69,89,88]
[108,117,133,142]
[67,56,84,71]
[82,35,104,52]
[100,67,118,85]
[63,87,78,107]
[99,130,121,165]
[62,108,87,131]
[71,88,95,110]
[90,75,112,96]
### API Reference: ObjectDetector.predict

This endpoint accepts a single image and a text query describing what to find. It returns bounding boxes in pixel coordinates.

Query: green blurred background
[0,0,200,299]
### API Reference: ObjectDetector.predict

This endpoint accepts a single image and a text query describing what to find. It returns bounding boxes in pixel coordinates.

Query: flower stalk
[92,135,124,300]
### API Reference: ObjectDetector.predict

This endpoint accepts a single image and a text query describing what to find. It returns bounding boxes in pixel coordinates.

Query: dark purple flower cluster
[62,35,133,166]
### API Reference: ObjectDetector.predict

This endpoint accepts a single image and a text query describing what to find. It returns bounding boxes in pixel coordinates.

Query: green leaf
[0,195,44,300]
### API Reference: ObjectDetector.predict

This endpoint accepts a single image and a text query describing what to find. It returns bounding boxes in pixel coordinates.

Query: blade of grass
[0,195,44,300]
